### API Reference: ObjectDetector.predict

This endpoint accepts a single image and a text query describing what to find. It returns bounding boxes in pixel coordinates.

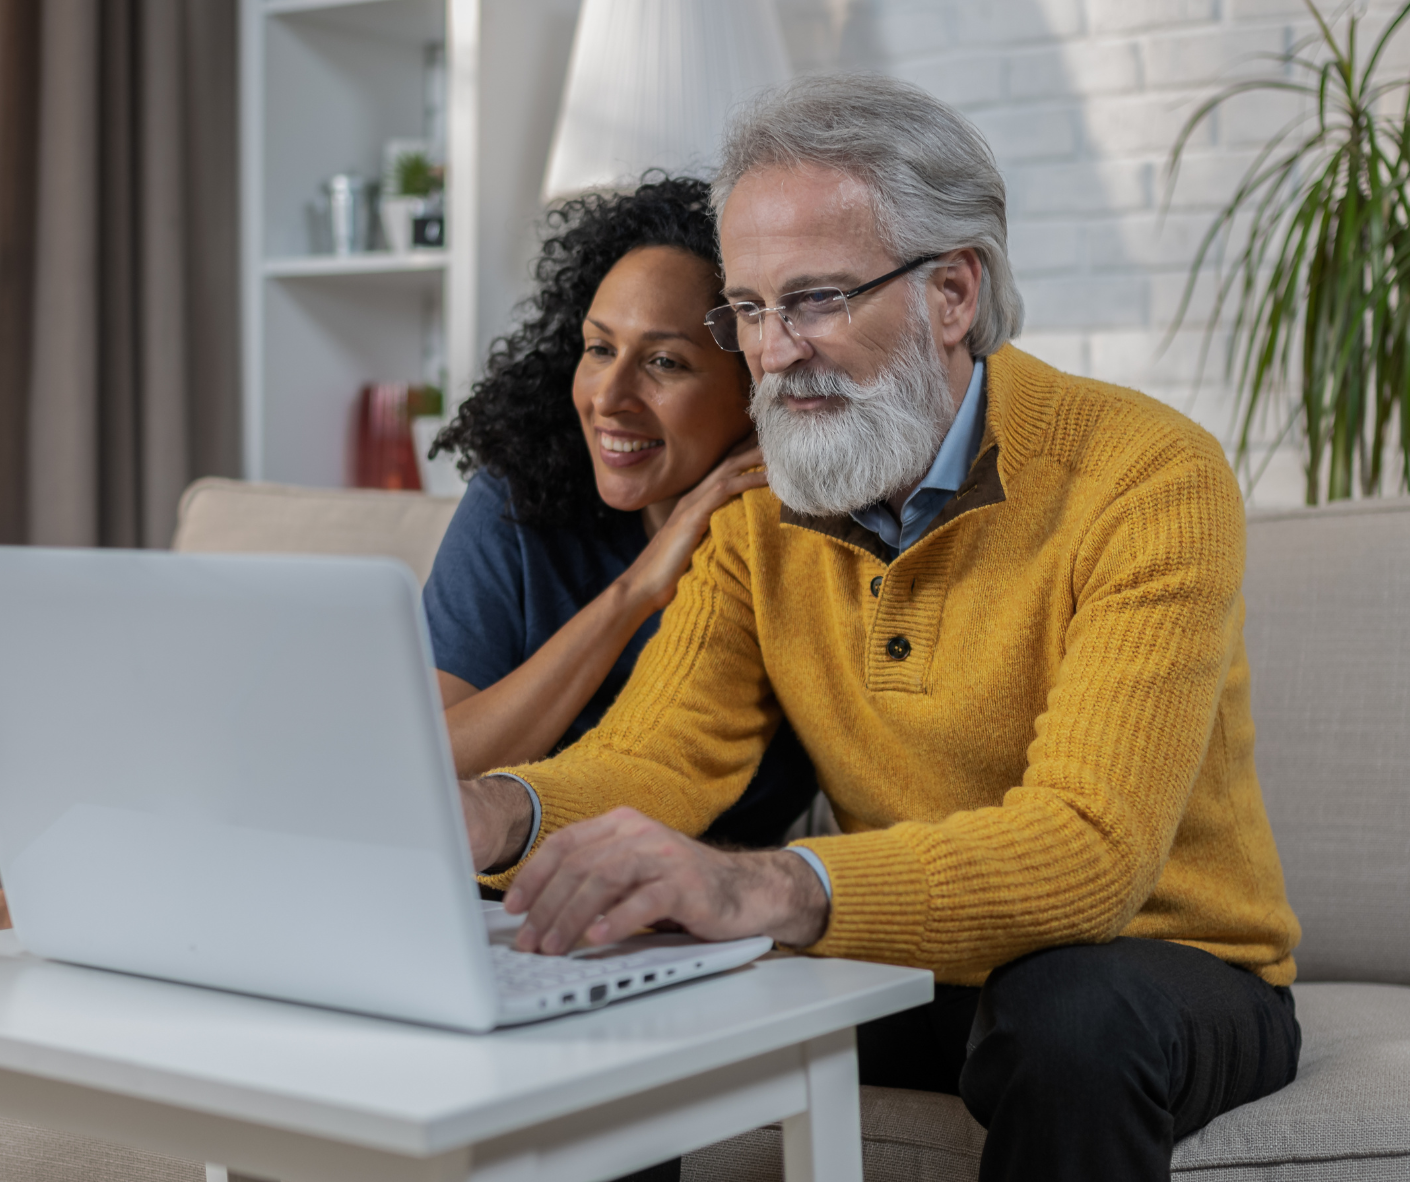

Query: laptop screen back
[0,547,499,1030]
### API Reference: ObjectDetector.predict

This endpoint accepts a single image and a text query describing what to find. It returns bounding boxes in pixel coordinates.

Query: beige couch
[688,498,1410,1181]
[4,482,1407,1181]
[169,477,462,583]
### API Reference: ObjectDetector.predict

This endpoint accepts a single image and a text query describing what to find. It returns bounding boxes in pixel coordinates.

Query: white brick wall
[775,0,1410,506]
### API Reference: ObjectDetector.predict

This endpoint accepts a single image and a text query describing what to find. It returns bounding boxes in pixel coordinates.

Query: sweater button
[886,635,911,660]
[870,576,883,597]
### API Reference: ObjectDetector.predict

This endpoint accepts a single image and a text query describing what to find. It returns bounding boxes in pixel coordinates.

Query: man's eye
[796,289,838,308]
[733,303,763,321]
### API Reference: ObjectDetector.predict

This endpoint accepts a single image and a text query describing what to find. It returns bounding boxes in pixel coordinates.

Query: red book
[354,383,423,491]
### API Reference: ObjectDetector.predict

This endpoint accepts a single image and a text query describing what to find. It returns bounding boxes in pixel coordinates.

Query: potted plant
[380,149,445,254]
[1166,0,1410,503]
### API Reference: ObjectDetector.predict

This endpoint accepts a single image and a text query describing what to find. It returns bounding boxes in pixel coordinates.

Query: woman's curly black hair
[432,173,738,533]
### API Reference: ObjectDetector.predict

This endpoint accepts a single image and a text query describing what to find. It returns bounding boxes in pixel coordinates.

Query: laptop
[0,546,771,1031]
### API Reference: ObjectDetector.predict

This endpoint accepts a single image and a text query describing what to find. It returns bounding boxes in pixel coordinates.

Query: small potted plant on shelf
[1165,0,1410,504]
[380,149,445,254]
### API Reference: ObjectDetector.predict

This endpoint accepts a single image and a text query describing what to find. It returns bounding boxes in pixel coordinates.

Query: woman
[425,176,816,849]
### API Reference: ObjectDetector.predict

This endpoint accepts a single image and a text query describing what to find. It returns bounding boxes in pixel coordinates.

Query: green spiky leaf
[1163,0,1410,504]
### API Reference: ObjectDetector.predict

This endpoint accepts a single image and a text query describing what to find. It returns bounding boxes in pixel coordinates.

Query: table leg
[780,1028,862,1182]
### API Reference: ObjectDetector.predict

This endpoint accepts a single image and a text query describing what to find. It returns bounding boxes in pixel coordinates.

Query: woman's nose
[592,357,645,414]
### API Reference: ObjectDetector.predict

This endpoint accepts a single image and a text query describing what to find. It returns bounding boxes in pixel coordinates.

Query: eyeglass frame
[703,253,943,353]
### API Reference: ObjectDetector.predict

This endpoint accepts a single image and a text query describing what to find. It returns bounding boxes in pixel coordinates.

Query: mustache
[755,364,889,404]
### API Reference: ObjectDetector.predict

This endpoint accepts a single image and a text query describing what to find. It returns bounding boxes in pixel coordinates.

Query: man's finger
[514,844,612,952]
[583,880,679,946]
[504,808,641,913]
[528,837,661,954]
[513,827,653,951]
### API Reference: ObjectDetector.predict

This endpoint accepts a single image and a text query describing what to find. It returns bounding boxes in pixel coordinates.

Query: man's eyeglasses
[703,254,941,353]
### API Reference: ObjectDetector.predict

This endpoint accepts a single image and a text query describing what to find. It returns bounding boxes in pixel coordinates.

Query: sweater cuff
[784,845,832,899]
[791,830,933,967]
[474,769,544,892]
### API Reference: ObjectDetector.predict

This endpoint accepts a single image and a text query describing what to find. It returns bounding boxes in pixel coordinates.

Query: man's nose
[758,312,813,374]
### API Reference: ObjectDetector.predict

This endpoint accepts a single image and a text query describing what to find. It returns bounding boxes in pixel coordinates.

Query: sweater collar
[981,342,1059,489]
[776,341,1059,562]
[778,352,1018,564]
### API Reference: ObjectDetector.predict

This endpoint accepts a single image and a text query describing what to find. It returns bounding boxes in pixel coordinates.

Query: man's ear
[929,248,982,351]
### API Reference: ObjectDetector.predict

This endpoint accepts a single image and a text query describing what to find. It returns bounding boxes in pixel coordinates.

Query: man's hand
[459,775,535,873]
[501,807,830,954]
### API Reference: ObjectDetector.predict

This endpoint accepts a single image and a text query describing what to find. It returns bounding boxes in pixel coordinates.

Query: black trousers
[857,937,1301,1181]
[618,938,1299,1182]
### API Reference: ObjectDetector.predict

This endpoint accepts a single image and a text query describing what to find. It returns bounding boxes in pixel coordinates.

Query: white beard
[750,316,956,518]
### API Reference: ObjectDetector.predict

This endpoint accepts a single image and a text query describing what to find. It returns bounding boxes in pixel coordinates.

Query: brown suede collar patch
[779,444,1006,565]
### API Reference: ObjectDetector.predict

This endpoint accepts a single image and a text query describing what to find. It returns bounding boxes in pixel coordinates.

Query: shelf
[263,251,449,278]
[263,0,385,15]
[264,0,444,45]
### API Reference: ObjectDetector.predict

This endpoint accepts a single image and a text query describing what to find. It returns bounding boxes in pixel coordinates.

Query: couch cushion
[0,1119,203,1182]
[170,478,460,585]
[684,982,1410,1181]
[1243,500,1410,983]
[1171,981,1410,1179]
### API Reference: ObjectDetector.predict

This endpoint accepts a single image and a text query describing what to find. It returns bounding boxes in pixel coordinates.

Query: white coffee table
[0,933,930,1182]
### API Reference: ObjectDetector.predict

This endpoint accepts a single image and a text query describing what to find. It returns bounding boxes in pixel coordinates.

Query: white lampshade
[541,0,792,202]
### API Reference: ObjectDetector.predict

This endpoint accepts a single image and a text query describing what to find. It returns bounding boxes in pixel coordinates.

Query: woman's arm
[439,444,766,778]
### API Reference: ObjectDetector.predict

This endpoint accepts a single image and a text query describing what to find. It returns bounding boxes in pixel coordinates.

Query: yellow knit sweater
[496,344,1301,987]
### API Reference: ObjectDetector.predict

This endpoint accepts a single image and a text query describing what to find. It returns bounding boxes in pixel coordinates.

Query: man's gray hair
[713,74,1024,358]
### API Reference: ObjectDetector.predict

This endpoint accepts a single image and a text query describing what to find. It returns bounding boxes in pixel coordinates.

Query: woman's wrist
[611,556,673,619]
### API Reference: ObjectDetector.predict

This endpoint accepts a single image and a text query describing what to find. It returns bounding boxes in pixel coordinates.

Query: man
[462,75,1301,1180]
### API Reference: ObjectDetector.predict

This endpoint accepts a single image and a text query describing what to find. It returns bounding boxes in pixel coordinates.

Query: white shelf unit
[240,0,475,488]
[243,0,585,489]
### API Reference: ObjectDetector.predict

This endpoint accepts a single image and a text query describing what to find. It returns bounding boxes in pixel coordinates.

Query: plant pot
[379,196,425,255]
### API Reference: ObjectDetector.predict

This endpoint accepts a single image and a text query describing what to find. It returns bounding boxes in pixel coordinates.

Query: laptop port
[617,978,632,989]
[589,984,607,1003]
[643,972,656,983]
[561,992,575,1004]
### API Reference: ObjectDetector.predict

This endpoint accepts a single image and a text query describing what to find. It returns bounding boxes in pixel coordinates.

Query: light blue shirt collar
[850,358,988,554]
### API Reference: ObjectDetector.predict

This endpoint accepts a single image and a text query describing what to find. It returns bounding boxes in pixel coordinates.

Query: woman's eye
[584,343,612,358]
[649,355,682,371]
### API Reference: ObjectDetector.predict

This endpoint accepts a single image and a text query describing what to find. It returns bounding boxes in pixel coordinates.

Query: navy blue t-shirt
[423,471,816,848]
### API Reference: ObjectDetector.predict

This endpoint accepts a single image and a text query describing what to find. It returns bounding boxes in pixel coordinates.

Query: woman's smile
[597,429,665,466]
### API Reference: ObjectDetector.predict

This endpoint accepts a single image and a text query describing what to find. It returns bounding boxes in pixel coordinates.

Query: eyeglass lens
[704,288,850,352]
[703,254,941,353]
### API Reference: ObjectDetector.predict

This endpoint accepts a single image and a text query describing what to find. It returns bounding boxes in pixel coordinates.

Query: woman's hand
[438,439,764,780]
[621,439,766,613]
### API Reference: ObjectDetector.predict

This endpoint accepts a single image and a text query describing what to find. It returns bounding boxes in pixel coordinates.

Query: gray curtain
[0,0,240,548]
[0,0,39,545]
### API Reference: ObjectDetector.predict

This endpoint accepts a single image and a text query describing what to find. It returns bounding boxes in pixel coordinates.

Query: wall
[776,0,1410,506]
[476,0,581,367]
[478,1,1410,507]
